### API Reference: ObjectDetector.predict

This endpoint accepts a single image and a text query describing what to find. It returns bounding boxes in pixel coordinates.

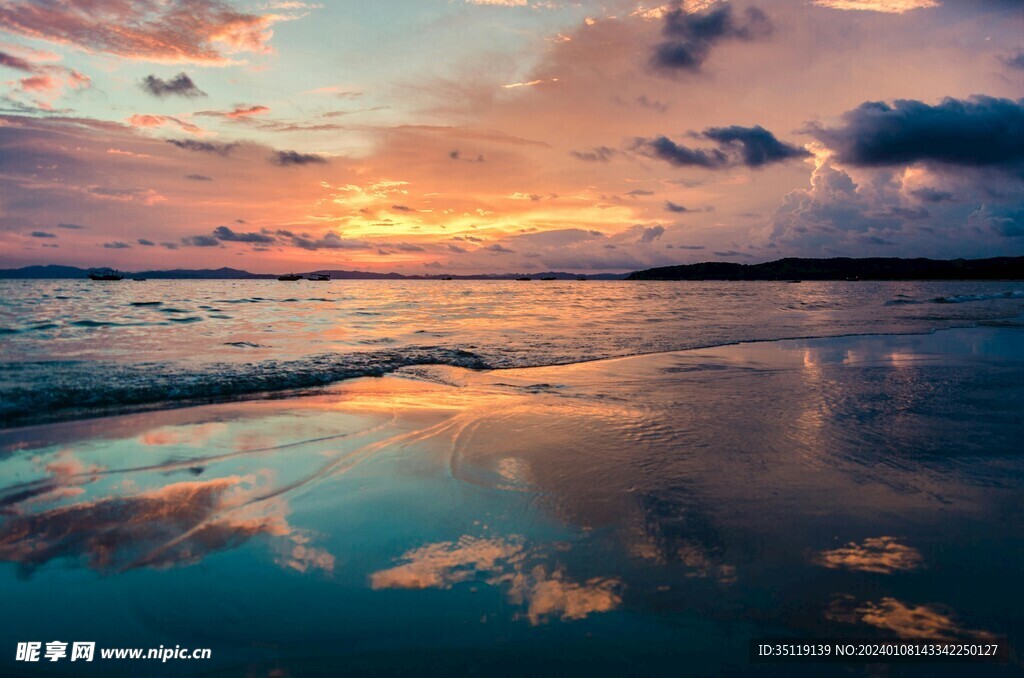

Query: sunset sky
[1,0,1022,273]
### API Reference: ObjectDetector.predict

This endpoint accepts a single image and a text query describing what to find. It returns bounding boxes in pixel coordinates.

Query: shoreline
[2,319,1022,433]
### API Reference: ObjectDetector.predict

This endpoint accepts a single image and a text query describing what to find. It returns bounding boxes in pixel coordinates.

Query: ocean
[1,280,1023,675]
[2,279,1023,427]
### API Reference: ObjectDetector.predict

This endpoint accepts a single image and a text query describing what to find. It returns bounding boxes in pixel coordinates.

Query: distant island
[3,256,1024,281]
[0,265,627,280]
[628,256,1024,281]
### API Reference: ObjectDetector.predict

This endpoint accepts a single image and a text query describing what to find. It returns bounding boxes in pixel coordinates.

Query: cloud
[0,50,33,72]
[811,0,941,12]
[271,150,327,166]
[128,114,203,135]
[56,222,85,229]
[703,125,812,167]
[635,125,808,169]
[637,225,666,242]
[0,49,90,102]
[140,73,205,98]
[137,238,155,246]
[0,0,305,65]
[197,104,270,119]
[166,139,237,155]
[212,225,275,243]
[570,146,616,163]
[102,241,131,249]
[30,230,55,238]
[664,200,691,212]
[464,0,529,6]
[486,243,515,253]
[185,174,213,181]
[1002,52,1024,70]
[651,3,773,73]
[909,186,954,202]
[181,235,220,247]
[811,96,1024,172]
[289,232,370,250]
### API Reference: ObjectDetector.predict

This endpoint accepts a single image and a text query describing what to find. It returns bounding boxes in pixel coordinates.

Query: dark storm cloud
[703,125,811,167]
[141,73,206,98]
[634,125,807,169]
[181,235,220,247]
[570,146,616,163]
[651,3,772,73]
[212,225,275,243]
[811,96,1024,171]
[637,135,727,168]
[166,139,237,155]
[909,187,954,203]
[270,150,327,166]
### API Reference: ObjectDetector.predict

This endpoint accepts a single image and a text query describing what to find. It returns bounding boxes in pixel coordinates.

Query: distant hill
[0,265,628,280]
[627,256,1024,281]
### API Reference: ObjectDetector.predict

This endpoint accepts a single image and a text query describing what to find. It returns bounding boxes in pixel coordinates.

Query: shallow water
[0,326,1021,675]
[2,279,1024,427]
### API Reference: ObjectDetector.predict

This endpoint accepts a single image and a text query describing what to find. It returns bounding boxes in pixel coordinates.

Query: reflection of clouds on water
[370,536,524,590]
[506,566,623,626]
[0,472,333,576]
[828,595,992,640]
[815,536,922,574]
[370,536,623,625]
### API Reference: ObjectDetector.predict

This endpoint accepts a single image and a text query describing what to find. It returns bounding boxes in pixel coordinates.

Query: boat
[87,268,124,281]
[307,273,331,281]
[540,276,557,281]
[787,280,802,284]
[278,273,302,281]
[132,277,147,282]
[576,275,587,281]
[442,276,453,280]
[516,277,531,281]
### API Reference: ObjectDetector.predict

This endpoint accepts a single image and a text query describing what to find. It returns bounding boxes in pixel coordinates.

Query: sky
[0,0,1022,274]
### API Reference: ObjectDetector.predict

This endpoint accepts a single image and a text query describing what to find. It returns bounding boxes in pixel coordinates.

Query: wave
[932,291,1024,304]
[0,347,492,429]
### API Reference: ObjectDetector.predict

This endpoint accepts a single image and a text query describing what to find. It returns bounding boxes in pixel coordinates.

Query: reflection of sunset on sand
[1,326,1023,671]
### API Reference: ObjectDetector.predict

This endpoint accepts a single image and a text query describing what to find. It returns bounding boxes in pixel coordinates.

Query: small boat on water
[516,277,532,281]
[88,268,124,281]
[442,276,454,280]
[576,275,587,281]
[278,273,302,281]
[307,273,331,281]
[132,278,147,282]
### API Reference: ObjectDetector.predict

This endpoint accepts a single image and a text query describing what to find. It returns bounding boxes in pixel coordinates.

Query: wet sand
[1,326,1023,675]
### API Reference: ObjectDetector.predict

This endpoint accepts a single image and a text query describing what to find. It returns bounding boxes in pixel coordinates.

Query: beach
[2,323,1022,675]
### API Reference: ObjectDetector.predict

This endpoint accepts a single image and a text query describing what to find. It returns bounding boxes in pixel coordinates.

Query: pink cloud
[0,0,307,64]
[127,114,203,135]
